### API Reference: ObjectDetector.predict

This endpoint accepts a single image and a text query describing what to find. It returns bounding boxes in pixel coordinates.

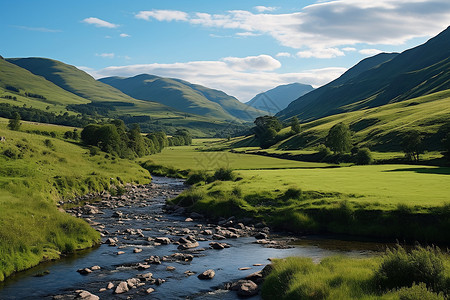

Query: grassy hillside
[278,26,450,121]
[0,59,88,112]
[6,58,184,119]
[277,90,450,151]
[0,122,151,281]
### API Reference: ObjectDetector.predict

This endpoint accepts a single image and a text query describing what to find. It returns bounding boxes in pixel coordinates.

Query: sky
[1,0,450,102]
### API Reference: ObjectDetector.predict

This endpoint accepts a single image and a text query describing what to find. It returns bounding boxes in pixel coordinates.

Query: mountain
[246,83,314,114]
[99,74,266,121]
[277,26,450,121]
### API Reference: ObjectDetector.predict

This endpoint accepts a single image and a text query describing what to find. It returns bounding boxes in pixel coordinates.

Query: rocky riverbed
[0,176,378,300]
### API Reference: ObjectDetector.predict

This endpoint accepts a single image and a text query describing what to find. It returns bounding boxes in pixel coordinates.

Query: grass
[277,90,450,152]
[169,158,450,242]
[261,246,450,299]
[141,146,333,171]
[0,122,152,281]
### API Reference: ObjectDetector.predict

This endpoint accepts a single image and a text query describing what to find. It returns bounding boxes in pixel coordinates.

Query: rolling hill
[99,74,267,121]
[0,58,89,113]
[246,83,314,113]
[278,26,450,121]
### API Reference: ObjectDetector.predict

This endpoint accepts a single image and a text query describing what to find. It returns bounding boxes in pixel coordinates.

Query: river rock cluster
[52,179,289,299]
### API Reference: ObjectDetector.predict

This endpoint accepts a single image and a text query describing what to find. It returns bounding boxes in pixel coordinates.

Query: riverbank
[1,176,378,300]
[0,126,151,281]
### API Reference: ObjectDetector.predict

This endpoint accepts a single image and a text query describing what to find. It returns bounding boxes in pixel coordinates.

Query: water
[0,176,384,299]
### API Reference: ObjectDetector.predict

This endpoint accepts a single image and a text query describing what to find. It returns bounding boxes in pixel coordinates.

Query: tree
[401,130,422,162]
[8,112,21,131]
[325,122,352,154]
[355,148,373,165]
[290,116,301,134]
[253,115,282,148]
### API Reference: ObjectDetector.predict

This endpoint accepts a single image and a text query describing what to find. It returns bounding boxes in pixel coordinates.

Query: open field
[0,124,152,281]
[143,146,333,171]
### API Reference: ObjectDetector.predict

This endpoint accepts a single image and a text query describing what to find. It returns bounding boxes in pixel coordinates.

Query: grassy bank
[0,124,151,281]
[262,246,450,299]
[169,164,450,243]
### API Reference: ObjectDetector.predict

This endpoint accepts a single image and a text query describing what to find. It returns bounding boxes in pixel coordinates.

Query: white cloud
[236,32,262,37]
[359,48,384,55]
[135,1,450,51]
[342,47,357,52]
[82,17,119,28]
[276,52,292,58]
[222,55,281,71]
[297,48,345,59]
[85,58,346,101]
[254,6,277,12]
[120,33,130,38]
[135,10,188,21]
[96,53,115,59]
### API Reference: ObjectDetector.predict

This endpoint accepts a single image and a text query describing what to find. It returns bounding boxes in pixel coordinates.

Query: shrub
[213,167,235,181]
[186,170,210,185]
[3,147,21,159]
[43,139,54,149]
[355,147,373,165]
[396,283,445,300]
[89,146,100,156]
[283,187,303,200]
[375,246,445,292]
[317,144,332,160]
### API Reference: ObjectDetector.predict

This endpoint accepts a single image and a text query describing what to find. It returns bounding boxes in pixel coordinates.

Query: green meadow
[0,122,151,281]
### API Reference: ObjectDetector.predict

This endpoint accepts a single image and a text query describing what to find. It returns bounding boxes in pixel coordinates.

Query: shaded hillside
[0,58,88,107]
[278,26,450,121]
[246,83,314,113]
[100,74,266,121]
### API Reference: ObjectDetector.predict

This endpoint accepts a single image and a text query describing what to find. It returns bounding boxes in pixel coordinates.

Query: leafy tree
[401,130,422,161]
[355,148,373,165]
[253,115,282,148]
[8,112,21,131]
[290,116,301,134]
[325,122,352,154]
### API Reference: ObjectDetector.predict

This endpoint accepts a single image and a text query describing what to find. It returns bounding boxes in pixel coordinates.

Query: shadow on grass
[384,167,450,175]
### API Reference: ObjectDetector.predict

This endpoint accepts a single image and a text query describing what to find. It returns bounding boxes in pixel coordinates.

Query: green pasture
[144,146,332,171]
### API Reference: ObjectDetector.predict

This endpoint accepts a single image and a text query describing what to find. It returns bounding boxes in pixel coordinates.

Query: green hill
[3,57,248,136]
[278,26,450,121]
[100,74,266,121]
[275,89,450,152]
[0,58,89,113]
[6,57,183,119]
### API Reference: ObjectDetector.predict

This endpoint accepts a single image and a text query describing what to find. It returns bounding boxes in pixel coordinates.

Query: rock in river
[198,269,215,280]
[114,281,129,294]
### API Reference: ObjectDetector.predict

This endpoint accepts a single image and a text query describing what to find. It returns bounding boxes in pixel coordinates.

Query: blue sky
[1,0,450,101]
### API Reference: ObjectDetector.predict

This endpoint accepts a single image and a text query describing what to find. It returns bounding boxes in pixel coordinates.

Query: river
[0,176,385,299]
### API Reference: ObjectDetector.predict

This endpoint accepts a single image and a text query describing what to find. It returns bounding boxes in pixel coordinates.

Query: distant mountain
[246,83,314,114]
[277,26,450,121]
[99,74,267,122]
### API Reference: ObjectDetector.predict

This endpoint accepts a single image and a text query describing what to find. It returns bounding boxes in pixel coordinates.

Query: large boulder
[75,290,99,300]
[114,281,129,294]
[233,280,258,297]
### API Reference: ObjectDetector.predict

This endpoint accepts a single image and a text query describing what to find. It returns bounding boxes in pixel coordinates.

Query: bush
[395,283,445,300]
[3,147,21,159]
[283,187,303,200]
[375,246,446,292]
[186,170,210,185]
[317,144,332,160]
[355,147,373,165]
[213,167,235,181]
[89,146,100,156]
[43,139,54,149]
